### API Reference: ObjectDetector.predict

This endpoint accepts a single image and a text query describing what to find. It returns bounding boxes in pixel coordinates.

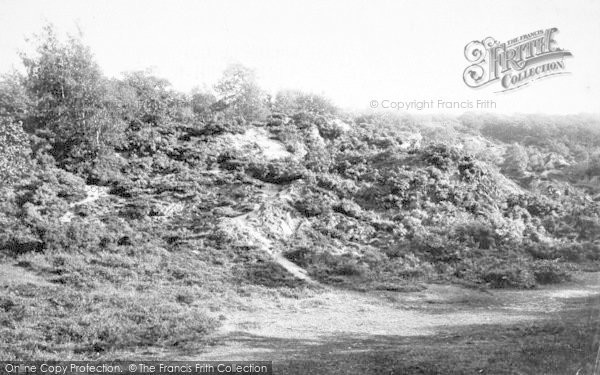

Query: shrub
[42,220,105,253]
[454,223,497,250]
[193,118,245,136]
[331,258,365,276]
[119,199,152,220]
[0,117,30,186]
[2,232,43,255]
[421,144,460,171]
[246,160,306,184]
[190,90,217,120]
[273,90,337,116]
[531,260,570,284]
[480,261,536,289]
[315,117,344,140]
[88,148,129,185]
[333,199,363,219]
[458,156,485,182]
[524,241,555,260]
[293,193,332,217]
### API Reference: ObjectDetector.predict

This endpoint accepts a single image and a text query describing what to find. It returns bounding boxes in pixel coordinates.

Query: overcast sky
[0,0,599,114]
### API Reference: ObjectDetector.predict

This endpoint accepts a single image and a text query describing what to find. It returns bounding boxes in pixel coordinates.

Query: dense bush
[244,159,306,184]
[421,144,461,171]
[21,26,126,167]
[0,117,31,185]
[531,260,571,284]
[213,64,270,122]
[42,220,105,252]
[273,90,337,116]
[480,261,536,289]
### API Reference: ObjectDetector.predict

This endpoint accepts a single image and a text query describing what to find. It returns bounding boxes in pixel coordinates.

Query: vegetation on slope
[1,26,599,359]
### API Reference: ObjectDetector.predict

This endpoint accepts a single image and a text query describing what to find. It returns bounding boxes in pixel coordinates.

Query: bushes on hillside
[0,117,31,186]
[273,90,337,116]
[421,144,461,171]
[0,168,91,255]
[0,24,598,298]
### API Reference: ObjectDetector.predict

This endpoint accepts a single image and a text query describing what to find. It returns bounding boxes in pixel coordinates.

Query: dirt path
[195,272,600,362]
[219,182,316,284]
[59,185,110,223]
[199,179,600,369]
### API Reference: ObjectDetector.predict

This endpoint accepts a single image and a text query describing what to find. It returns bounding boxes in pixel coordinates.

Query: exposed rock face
[217,184,314,283]
[225,128,293,161]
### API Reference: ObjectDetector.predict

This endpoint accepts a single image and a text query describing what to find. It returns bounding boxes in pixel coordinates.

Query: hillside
[2,109,600,360]
[1,28,600,371]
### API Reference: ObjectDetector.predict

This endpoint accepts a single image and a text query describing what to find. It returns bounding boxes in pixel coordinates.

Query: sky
[0,0,599,115]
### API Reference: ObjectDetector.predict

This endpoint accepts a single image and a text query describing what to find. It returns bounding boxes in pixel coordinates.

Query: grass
[0,222,314,359]
[0,167,323,360]
[270,295,600,374]
[0,284,218,359]
[0,250,222,359]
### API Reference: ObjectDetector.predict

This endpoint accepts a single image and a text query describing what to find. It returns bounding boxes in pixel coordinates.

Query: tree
[20,25,124,166]
[0,72,30,122]
[273,89,337,116]
[502,143,529,178]
[120,71,176,126]
[190,87,217,120]
[585,153,600,178]
[213,64,269,121]
[0,117,30,185]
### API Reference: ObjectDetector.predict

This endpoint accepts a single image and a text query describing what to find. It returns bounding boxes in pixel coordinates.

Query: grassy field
[189,273,600,374]
[273,297,600,375]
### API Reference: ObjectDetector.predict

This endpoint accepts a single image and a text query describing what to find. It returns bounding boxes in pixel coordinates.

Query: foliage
[0,72,30,121]
[119,71,181,126]
[273,89,337,116]
[2,24,600,360]
[20,25,125,167]
[502,143,529,177]
[190,88,217,120]
[0,117,31,186]
[213,64,270,122]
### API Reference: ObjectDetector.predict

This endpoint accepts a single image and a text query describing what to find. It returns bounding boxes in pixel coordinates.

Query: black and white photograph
[1,0,599,373]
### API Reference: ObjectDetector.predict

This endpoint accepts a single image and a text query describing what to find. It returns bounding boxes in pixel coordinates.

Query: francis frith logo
[463,28,572,92]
